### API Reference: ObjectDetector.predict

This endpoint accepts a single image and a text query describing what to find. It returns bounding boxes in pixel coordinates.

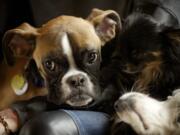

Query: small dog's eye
[87,52,97,64]
[45,60,56,71]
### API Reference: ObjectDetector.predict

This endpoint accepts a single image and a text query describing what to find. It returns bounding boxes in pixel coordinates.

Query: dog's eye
[44,60,56,71]
[87,52,97,64]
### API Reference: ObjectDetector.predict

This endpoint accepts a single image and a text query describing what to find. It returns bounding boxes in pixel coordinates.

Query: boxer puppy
[113,90,180,135]
[2,8,121,108]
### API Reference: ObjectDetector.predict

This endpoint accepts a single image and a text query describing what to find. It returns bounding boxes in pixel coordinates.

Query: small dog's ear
[2,23,39,66]
[164,29,180,63]
[87,8,121,45]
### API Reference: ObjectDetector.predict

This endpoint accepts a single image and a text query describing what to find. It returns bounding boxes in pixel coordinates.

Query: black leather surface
[133,0,180,28]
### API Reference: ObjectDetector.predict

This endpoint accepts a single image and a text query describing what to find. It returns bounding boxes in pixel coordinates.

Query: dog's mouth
[132,108,149,130]
[66,94,94,107]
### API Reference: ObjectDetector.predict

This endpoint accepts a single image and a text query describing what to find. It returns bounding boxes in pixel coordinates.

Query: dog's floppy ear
[2,23,38,66]
[164,29,180,63]
[87,8,121,45]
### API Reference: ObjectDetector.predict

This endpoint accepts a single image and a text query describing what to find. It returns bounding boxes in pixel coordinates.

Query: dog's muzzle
[66,74,93,107]
[61,70,95,107]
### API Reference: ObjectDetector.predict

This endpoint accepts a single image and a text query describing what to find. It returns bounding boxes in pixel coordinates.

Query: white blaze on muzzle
[60,33,94,95]
[61,33,76,69]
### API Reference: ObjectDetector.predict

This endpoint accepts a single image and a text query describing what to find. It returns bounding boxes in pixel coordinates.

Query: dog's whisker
[130,83,137,92]
[121,87,127,95]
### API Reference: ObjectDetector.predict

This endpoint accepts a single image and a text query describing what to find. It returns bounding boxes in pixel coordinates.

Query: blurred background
[0,0,179,62]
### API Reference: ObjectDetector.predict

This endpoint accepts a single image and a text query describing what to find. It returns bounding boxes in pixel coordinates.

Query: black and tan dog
[109,1,180,135]
[103,12,180,100]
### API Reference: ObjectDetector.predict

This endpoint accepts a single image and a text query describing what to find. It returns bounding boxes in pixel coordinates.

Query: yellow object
[11,74,28,95]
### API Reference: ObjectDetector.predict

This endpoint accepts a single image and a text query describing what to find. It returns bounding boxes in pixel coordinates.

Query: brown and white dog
[113,90,180,135]
[2,9,121,108]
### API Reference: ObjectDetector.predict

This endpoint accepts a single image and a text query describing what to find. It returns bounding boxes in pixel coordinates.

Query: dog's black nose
[114,99,129,111]
[67,74,86,87]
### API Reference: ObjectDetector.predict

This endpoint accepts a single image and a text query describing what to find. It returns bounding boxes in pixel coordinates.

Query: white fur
[61,33,76,68]
[60,33,94,106]
[116,91,180,135]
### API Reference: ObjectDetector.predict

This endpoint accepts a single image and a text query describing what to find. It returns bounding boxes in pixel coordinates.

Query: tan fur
[151,51,161,57]
[0,59,47,109]
[167,31,180,44]
[136,61,162,91]
[39,16,101,48]
[33,16,102,77]
[87,8,121,45]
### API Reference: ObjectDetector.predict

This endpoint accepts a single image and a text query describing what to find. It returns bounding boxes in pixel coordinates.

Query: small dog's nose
[114,99,129,111]
[67,74,86,87]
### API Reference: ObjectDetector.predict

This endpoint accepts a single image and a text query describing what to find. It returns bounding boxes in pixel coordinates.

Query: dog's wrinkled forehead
[33,16,101,65]
[39,16,101,47]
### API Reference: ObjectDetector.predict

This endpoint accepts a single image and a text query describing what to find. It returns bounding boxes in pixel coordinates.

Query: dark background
[0,0,179,62]
[0,0,135,62]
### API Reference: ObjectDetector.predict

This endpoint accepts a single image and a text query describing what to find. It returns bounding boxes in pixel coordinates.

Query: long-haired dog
[106,1,180,134]
[102,12,180,100]
[101,0,180,100]
[113,90,180,135]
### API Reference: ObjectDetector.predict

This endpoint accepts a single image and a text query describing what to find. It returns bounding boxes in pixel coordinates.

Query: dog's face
[114,91,180,135]
[31,17,103,107]
[114,13,180,91]
[3,9,120,107]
